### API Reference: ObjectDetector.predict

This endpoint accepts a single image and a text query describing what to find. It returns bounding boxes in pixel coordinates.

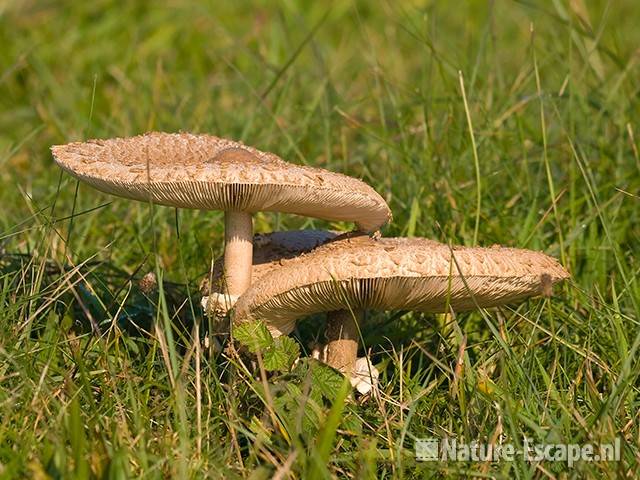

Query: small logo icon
[416,438,439,461]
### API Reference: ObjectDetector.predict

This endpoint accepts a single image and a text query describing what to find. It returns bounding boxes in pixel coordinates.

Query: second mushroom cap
[234,235,570,336]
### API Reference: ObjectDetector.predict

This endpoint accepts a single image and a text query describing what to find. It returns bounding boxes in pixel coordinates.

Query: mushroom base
[325,309,362,374]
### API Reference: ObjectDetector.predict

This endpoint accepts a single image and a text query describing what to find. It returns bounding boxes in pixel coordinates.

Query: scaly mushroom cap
[51,132,391,232]
[234,236,570,336]
[201,230,338,296]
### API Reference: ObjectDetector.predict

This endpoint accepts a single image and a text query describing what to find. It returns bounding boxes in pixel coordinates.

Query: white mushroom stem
[325,309,362,374]
[223,211,253,300]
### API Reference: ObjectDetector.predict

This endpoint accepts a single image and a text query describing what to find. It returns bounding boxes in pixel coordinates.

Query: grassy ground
[1,0,639,477]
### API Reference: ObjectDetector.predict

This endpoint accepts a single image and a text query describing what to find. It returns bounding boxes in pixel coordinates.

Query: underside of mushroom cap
[51,132,391,232]
[233,236,570,337]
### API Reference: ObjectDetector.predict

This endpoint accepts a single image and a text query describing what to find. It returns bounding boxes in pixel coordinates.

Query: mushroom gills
[233,236,570,391]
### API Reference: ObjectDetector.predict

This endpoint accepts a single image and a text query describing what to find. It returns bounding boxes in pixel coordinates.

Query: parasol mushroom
[234,235,570,392]
[51,132,391,305]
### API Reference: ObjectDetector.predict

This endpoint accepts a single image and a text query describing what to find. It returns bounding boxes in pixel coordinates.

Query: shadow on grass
[0,251,197,344]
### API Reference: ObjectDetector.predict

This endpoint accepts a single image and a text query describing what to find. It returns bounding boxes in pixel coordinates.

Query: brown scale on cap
[51,132,391,232]
[234,236,570,337]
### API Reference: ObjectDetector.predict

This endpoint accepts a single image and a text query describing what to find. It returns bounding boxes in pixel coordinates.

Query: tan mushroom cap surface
[51,132,391,232]
[202,230,338,295]
[234,236,570,337]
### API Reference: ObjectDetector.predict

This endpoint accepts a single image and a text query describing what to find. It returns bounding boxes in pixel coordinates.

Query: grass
[1,0,639,477]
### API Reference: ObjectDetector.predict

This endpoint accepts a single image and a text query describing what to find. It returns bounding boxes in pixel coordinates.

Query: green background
[0,0,638,478]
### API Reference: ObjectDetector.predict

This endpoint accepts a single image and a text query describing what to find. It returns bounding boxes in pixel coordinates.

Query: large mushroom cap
[51,132,391,232]
[234,236,570,336]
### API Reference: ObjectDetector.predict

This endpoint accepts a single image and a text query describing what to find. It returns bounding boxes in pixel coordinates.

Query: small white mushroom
[201,293,240,316]
[350,357,379,395]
